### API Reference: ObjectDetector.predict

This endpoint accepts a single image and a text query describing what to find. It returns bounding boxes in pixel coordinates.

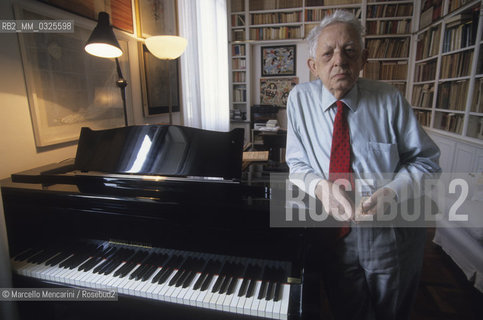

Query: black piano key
[169,269,186,287]
[115,261,135,277]
[237,278,250,297]
[141,265,158,281]
[273,282,282,302]
[13,248,37,262]
[226,277,239,295]
[244,264,263,298]
[176,270,192,287]
[225,262,244,295]
[169,256,193,286]
[246,279,257,298]
[193,273,208,291]
[257,281,269,300]
[199,259,223,291]
[45,251,71,266]
[151,268,165,283]
[219,276,233,295]
[157,255,184,284]
[201,274,215,291]
[265,281,275,301]
[174,257,200,287]
[80,256,102,272]
[28,248,58,264]
[181,271,197,288]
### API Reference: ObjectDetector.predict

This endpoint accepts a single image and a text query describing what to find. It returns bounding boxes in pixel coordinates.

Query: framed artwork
[260,78,299,107]
[261,45,296,77]
[137,0,177,38]
[139,44,180,116]
[37,0,134,33]
[15,3,128,147]
[136,0,181,117]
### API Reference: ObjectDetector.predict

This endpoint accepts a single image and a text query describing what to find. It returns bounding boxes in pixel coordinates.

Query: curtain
[178,0,230,131]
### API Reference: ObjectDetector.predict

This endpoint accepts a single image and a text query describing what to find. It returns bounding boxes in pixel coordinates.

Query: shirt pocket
[366,141,400,173]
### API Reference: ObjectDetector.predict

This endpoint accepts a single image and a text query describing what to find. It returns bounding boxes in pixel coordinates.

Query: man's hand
[315,180,354,221]
[356,187,397,218]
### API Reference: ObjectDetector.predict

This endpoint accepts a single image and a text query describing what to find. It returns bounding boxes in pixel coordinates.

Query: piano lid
[74,125,244,180]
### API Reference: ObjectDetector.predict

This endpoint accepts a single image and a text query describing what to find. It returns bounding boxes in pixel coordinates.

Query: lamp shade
[145,36,188,60]
[85,12,123,58]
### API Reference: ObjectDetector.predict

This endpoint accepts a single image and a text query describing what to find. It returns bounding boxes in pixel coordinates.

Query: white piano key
[245,280,262,316]
[132,270,159,298]
[229,278,244,313]
[222,277,240,312]
[258,291,269,319]
[145,268,164,299]
[181,273,201,306]
[153,269,178,301]
[197,275,217,308]
[266,289,276,319]
[279,284,290,320]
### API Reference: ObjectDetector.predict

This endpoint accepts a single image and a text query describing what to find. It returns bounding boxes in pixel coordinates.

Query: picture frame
[37,0,134,33]
[139,44,180,116]
[135,0,181,117]
[15,3,129,147]
[260,77,299,107]
[261,45,296,77]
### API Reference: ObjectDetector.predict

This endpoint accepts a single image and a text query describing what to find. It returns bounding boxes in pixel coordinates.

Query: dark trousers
[320,226,426,320]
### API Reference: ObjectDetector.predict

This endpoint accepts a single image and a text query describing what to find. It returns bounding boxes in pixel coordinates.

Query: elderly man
[286,10,440,320]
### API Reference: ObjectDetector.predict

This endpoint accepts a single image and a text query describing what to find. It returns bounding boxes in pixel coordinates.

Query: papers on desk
[257,126,280,132]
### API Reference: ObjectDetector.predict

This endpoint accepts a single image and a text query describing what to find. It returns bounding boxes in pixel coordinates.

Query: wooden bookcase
[411,0,483,143]
[228,0,483,146]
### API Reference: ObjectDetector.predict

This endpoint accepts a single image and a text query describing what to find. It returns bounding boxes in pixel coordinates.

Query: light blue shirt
[286,78,441,201]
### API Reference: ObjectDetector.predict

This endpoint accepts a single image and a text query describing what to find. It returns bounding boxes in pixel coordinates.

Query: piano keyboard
[10,241,294,320]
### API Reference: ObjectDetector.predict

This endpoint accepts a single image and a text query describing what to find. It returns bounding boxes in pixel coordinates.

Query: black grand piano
[1,125,320,320]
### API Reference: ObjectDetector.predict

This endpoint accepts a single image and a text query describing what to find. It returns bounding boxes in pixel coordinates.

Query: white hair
[307,10,364,58]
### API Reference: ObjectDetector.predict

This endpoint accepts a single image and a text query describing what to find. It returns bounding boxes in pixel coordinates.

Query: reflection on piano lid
[75,125,245,180]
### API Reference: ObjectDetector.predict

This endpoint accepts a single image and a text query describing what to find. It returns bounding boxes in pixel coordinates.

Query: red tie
[329,100,352,239]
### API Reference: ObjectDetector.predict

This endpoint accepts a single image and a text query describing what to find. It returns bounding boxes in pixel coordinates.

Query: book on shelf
[417,25,442,60]
[366,38,409,59]
[414,109,432,127]
[231,0,244,12]
[231,58,246,69]
[249,26,301,40]
[367,3,413,18]
[472,78,483,113]
[437,80,468,111]
[232,44,245,56]
[232,29,245,41]
[414,60,437,82]
[249,0,303,11]
[367,20,410,35]
[440,51,474,79]
[305,7,361,22]
[232,14,246,27]
[251,11,302,25]
[412,84,434,108]
[233,85,247,102]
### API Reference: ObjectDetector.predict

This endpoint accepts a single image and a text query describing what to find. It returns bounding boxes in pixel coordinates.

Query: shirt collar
[321,81,359,112]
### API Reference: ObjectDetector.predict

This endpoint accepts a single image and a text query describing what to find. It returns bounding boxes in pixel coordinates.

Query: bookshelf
[363,0,414,96]
[410,0,483,143]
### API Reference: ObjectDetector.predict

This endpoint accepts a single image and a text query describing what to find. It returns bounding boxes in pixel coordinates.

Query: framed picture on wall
[260,77,299,107]
[139,44,180,116]
[38,0,134,33]
[15,3,128,147]
[136,0,181,117]
[261,45,296,77]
